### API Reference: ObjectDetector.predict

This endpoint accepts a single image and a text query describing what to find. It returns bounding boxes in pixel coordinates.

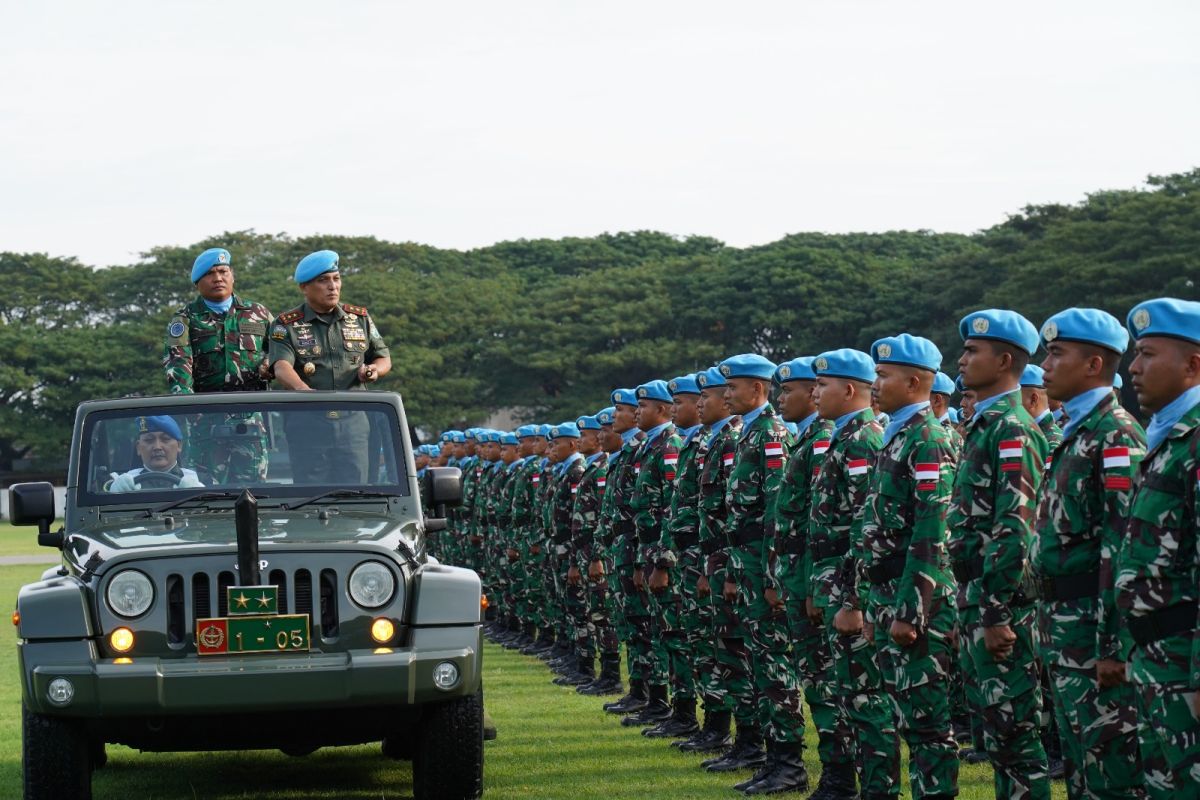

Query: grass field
[0,522,58,559]
[0,562,1067,799]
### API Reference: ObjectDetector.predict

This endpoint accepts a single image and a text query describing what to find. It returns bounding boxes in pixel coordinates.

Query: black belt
[1128,601,1198,647]
[732,523,765,547]
[1040,571,1100,602]
[810,538,849,561]
[700,538,724,556]
[615,519,635,536]
[866,553,906,585]
[673,531,699,550]
[777,537,805,557]
[952,559,983,584]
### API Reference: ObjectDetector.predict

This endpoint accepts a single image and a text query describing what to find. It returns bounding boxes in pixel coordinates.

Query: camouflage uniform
[811,407,900,796]
[1115,401,1200,798]
[603,431,645,681]
[666,427,708,713]
[1038,412,1064,451]
[507,455,542,633]
[570,452,608,666]
[858,408,959,798]
[551,455,587,661]
[164,295,272,484]
[948,390,1050,800]
[1035,390,1147,800]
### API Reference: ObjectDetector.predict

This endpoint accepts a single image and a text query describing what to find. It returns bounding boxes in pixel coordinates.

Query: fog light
[373,647,393,655]
[432,660,459,691]
[370,617,395,644]
[114,657,133,665]
[47,677,74,706]
[109,627,135,653]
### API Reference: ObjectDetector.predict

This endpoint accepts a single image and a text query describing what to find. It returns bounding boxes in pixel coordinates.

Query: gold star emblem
[257,593,272,608]
[234,593,250,609]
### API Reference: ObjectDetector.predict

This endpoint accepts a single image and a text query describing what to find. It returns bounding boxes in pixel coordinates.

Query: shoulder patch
[341,303,368,316]
[278,309,304,325]
[167,320,186,339]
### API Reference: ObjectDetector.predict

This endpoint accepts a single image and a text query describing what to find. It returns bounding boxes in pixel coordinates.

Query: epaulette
[278,309,304,325]
[341,303,368,317]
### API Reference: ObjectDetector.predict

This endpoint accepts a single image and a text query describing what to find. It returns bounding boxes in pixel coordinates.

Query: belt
[673,531,700,550]
[777,536,805,557]
[1128,601,1198,647]
[732,523,765,547]
[952,559,983,584]
[1039,571,1100,602]
[866,553,906,585]
[700,538,725,556]
[810,538,849,561]
[615,519,635,537]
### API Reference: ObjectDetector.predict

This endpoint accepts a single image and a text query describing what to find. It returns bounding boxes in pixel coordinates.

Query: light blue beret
[549,422,581,440]
[137,415,182,441]
[719,353,777,381]
[871,333,941,373]
[955,374,967,393]
[449,431,466,443]
[813,349,876,384]
[946,407,961,424]
[1113,373,1124,389]
[484,430,503,444]
[463,428,481,441]
[576,415,602,431]
[294,250,340,284]
[500,432,519,446]
[775,357,817,383]
[191,248,231,283]
[667,374,700,395]
[438,431,456,443]
[1040,308,1129,354]
[959,309,1039,355]
[696,366,727,389]
[537,424,554,438]
[596,406,616,425]
[932,371,956,396]
[636,380,673,403]
[516,424,540,438]
[1126,298,1200,345]
[1020,364,1045,388]
[611,388,638,407]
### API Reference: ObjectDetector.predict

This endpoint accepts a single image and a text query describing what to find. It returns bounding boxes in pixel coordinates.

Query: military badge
[168,320,186,338]
[1042,322,1058,342]
[971,317,990,335]
[271,325,287,341]
[764,441,784,469]
[1132,309,1150,331]
[698,374,709,387]
[217,252,228,264]
[302,362,316,376]
[295,325,316,348]
[814,357,828,372]
[637,388,648,399]
[877,343,892,359]
[719,365,731,377]
[779,365,791,379]
[668,380,678,392]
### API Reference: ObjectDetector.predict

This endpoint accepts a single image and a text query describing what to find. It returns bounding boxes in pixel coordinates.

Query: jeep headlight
[348,561,395,609]
[106,570,154,618]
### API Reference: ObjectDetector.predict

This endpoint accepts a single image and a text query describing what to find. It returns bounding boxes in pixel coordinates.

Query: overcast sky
[1,1,1196,267]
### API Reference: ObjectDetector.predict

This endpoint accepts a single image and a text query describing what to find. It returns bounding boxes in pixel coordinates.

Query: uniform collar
[741,402,770,428]
[303,302,345,323]
[833,406,872,436]
[1034,409,1052,425]
[619,427,641,445]
[1060,385,1113,441]
[794,412,819,439]
[970,387,1018,420]
[640,421,672,447]
[1146,385,1200,453]
[556,451,584,474]
[708,415,734,438]
[585,451,605,467]
[677,424,701,446]
[882,401,930,446]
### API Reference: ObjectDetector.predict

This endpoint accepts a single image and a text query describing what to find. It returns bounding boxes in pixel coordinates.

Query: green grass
[0,564,1065,798]
[0,523,56,559]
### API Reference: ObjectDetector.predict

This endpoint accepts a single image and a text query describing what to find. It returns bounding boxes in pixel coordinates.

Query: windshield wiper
[282,489,396,511]
[145,491,243,517]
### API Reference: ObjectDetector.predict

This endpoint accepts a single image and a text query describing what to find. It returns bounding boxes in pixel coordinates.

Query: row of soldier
[422,299,1200,799]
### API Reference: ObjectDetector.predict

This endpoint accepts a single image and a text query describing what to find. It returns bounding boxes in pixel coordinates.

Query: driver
[109,416,204,492]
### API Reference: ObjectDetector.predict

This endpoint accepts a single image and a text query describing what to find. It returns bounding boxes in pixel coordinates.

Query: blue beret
[932,371,955,396]
[955,374,967,393]
[813,349,876,384]
[137,415,182,441]
[719,353,777,381]
[430,444,441,457]
[696,366,727,389]
[463,428,480,441]
[191,248,231,283]
[1126,298,1200,345]
[596,406,616,425]
[294,250,340,284]
[946,407,961,424]
[636,380,673,403]
[611,388,638,407]
[500,432,519,446]
[1020,364,1045,388]
[549,422,581,440]
[516,424,539,438]
[959,309,1039,355]
[667,374,701,395]
[1040,308,1129,354]
[439,430,458,443]
[776,357,817,383]
[449,431,466,443]
[537,424,554,438]
[576,415,602,431]
[484,430,503,444]
[1113,373,1123,389]
[871,334,941,373]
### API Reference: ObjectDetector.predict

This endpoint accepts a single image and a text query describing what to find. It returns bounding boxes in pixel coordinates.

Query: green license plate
[196,614,311,656]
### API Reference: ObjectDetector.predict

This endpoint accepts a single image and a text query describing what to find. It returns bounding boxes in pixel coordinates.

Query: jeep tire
[412,689,484,800]
[23,704,92,800]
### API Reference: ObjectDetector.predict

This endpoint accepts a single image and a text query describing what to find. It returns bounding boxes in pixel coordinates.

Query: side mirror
[8,482,63,548]
[424,467,463,508]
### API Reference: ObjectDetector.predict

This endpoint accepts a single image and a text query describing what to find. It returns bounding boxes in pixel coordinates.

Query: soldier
[164,247,273,485]
[1035,307,1147,800]
[560,416,607,686]
[810,348,897,800]
[772,356,856,799]
[512,425,555,655]
[1116,298,1200,797]
[861,335,961,799]
[270,250,392,485]
[949,309,1050,800]
[931,371,964,455]
[712,353,808,796]
[547,423,586,680]
[108,415,204,492]
[1022,365,1064,450]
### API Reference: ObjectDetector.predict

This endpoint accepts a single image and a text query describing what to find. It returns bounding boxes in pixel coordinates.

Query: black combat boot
[676,709,732,752]
[522,627,555,656]
[702,723,766,772]
[643,697,699,738]
[621,683,671,726]
[808,760,859,800]
[554,655,595,686]
[743,740,809,795]
[734,738,778,792]
[578,652,623,696]
[604,678,647,714]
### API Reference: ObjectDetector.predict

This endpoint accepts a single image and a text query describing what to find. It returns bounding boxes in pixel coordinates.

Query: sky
[1,1,1197,267]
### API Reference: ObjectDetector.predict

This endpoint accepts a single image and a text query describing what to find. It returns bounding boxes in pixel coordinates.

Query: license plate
[196,614,311,656]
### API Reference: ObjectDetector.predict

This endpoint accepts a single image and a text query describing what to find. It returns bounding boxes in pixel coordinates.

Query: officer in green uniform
[1021,365,1064,450]
[1035,307,1147,800]
[164,247,273,485]
[269,250,392,485]
[931,371,964,456]
[1116,298,1200,798]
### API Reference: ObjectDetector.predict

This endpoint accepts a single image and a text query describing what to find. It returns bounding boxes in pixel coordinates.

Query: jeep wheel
[22,704,92,800]
[412,689,483,800]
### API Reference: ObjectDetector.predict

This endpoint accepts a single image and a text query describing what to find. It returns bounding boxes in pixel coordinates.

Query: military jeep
[9,391,483,800]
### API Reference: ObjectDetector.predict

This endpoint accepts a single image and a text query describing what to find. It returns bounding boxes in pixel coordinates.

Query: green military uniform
[608,426,649,705]
[1035,390,1146,799]
[1037,411,1064,451]
[269,302,390,485]
[570,452,611,680]
[507,454,543,642]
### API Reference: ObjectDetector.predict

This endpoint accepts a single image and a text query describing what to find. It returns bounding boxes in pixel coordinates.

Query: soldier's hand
[764,587,784,611]
[1096,658,1127,688]
[806,597,822,625]
[530,544,541,556]
[649,567,669,593]
[722,579,737,603]
[890,620,918,647]
[697,574,710,598]
[567,565,582,586]
[833,608,863,636]
[633,567,645,591]
[506,548,519,561]
[983,624,1016,660]
[258,361,273,380]
[588,559,605,582]
[358,363,379,383]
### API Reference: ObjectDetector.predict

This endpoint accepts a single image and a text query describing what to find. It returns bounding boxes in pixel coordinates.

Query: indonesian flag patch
[664,454,679,466]
[597,477,607,489]
[915,462,939,491]
[765,441,784,469]
[813,439,831,455]
[1045,456,1053,471]
[634,462,641,476]
[723,452,735,468]
[532,475,540,485]
[1103,447,1131,469]
[847,458,869,477]
[999,439,1023,472]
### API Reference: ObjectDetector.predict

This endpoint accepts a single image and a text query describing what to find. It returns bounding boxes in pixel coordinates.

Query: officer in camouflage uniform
[1035,308,1147,800]
[164,247,273,485]
[931,371,964,457]
[560,416,607,683]
[579,408,625,696]
[270,250,392,485]
[1022,365,1064,450]
[810,348,898,800]
[490,432,527,646]
[1116,298,1200,798]
[948,309,1050,800]
[545,423,588,684]
[514,427,555,655]
[773,356,856,799]
[859,335,961,799]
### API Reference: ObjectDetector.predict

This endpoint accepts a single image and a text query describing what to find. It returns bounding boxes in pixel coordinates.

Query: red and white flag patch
[722,453,735,467]
[664,454,679,466]
[634,463,642,476]
[765,441,784,469]
[570,483,578,494]
[847,458,869,476]
[532,475,540,485]
[1103,447,1131,469]
[813,439,831,455]
[597,478,607,489]
[915,462,939,491]
[999,440,1022,459]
